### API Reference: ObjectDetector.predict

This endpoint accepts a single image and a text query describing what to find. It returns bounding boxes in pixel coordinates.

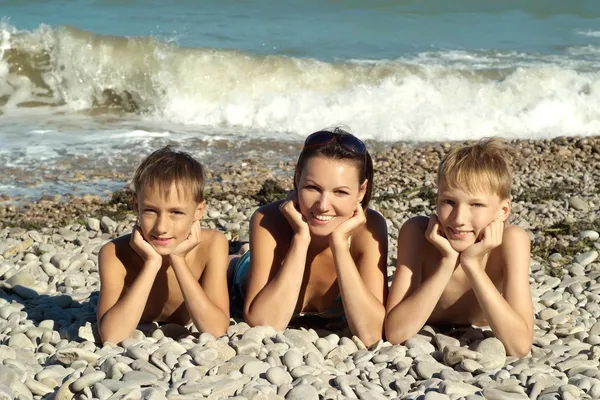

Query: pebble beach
[1,136,600,400]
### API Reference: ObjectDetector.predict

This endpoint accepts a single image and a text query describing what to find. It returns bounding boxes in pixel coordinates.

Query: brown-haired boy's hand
[130,225,162,268]
[425,214,459,260]
[279,190,310,241]
[171,220,202,260]
[460,219,504,269]
[331,202,366,244]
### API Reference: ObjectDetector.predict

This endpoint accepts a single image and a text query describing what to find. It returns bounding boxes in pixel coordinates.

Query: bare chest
[125,253,206,325]
[424,253,504,325]
[298,251,339,313]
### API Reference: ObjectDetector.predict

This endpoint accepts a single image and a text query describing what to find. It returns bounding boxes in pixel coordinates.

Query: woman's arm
[331,209,389,346]
[243,203,311,330]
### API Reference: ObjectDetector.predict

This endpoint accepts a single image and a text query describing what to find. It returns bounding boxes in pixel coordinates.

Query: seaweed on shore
[513,181,578,203]
[252,179,289,206]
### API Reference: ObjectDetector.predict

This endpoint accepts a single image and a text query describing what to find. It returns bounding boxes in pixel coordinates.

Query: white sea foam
[1,23,600,144]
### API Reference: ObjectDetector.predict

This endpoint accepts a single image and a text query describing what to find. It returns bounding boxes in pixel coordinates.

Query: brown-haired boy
[385,138,533,357]
[97,146,229,343]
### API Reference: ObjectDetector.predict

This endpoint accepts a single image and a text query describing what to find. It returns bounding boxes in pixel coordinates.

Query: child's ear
[498,199,511,222]
[194,201,206,221]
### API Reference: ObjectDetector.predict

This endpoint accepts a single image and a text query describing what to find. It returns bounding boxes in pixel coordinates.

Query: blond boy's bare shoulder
[502,223,531,245]
[399,216,430,237]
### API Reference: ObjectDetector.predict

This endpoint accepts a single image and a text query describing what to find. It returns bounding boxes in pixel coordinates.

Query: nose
[154,213,169,234]
[450,204,466,226]
[316,192,330,212]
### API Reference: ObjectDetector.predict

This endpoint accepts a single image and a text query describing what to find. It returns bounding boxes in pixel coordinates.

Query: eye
[335,190,350,196]
[441,199,455,206]
[472,203,485,208]
[143,209,156,214]
[304,185,319,191]
[172,210,185,215]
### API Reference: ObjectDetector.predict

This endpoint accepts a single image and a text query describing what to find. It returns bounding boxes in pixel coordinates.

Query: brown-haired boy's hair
[437,138,513,199]
[132,146,205,202]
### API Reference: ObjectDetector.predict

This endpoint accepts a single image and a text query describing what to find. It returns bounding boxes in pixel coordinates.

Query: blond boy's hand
[280,191,310,240]
[460,219,504,268]
[330,202,366,244]
[130,225,162,268]
[171,220,202,260]
[425,214,459,260]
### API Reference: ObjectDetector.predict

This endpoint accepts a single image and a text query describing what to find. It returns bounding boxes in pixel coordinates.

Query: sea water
[2,0,600,196]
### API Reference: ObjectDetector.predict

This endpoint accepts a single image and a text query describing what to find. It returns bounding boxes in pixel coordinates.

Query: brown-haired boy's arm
[385,216,458,344]
[97,232,162,344]
[244,202,311,330]
[330,207,388,347]
[461,224,533,357]
[170,223,230,337]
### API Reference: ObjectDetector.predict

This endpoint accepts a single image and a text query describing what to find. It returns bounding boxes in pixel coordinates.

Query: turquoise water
[2,1,600,196]
[4,0,600,60]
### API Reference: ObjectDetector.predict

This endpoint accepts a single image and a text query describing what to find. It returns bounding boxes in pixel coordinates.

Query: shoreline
[0,135,599,399]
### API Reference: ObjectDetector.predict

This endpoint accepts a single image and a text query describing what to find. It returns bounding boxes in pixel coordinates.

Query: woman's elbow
[244,310,286,331]
[384,319,411,345]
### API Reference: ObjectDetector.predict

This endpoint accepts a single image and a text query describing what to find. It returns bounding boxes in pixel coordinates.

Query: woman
[231,128,388,346]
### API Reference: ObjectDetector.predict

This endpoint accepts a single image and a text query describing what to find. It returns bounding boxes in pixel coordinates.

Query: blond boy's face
[436,181,510,253]
[134,183,204,256]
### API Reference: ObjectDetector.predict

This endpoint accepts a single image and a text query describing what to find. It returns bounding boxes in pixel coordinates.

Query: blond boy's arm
[244,207,310,330]
[97,240,161,344]
[385,217,457,344]
[331,210,388,347]
[170,231,230,337]
[461,226,534,357]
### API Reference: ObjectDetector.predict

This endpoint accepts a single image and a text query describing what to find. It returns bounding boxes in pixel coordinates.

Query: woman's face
[296,156,366,237]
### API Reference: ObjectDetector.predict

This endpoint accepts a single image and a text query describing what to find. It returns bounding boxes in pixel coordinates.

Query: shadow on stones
[0,285,99,343]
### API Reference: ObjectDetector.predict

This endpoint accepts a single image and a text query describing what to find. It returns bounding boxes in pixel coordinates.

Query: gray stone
[569,196,589,212]
[443,345,482,366]
[574,251,598,267]
[286,384,318,400]
[86,218,101,232]
[266,366,292,386]
[475,338,506,370]
[241,361,270,377]
[71,371,107,392]
[580,230,600,241]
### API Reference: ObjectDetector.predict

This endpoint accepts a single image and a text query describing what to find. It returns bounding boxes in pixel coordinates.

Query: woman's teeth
[313,214,335,221]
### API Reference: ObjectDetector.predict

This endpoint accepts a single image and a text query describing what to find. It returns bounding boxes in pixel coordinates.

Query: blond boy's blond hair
[132,146,205,202]
[437,138,513,199]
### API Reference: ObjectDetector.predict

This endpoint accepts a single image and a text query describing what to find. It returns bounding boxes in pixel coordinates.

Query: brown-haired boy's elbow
[506,339,532,358]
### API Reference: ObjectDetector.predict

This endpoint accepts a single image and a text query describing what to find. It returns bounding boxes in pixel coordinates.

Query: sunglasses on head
[303,131,367,155]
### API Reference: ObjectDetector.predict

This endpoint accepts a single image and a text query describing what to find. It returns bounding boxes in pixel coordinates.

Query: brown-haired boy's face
[436,182,510,253]
[134,182,204,256]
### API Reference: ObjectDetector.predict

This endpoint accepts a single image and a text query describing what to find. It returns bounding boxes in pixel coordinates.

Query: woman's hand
[330,202,366,244]
[279,191,311,241]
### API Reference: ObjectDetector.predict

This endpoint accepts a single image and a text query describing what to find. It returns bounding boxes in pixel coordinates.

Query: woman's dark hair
[294,127,374,209]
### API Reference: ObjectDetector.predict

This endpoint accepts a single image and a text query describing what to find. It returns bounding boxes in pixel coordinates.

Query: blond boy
[97,147,229,344]
[385,139,533,357]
